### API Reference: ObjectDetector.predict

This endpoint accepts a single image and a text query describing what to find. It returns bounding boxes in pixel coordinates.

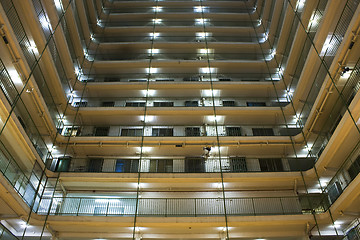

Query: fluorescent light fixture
[196,32,210,38]
[147,67,158,74]
[152,18,162,24]
[148,49,160,54]
[342,71,351,79]
[194,6,208,12]
[75,67,82,76]
[304,144,312,152]
[142,89,156,96]
[29,41,38,55]
[307,13,321,30]
[199,48,212,54]
[206,115,223,122]
[297,0,306,9]
[149,32,160,39]
[200,67,216,74]
[195,18,208,25]
[39,16,52,32]
[54,0,63,11]
[140,115,154,123]
[152,6,163,12]
[9,69,22,84]
[201,89,220,97]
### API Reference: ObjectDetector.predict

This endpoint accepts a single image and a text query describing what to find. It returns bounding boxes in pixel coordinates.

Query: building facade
[0,0,360,239]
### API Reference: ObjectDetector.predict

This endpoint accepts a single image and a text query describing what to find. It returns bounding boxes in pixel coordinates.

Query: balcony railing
[81,73,281,83]
[70,97,289,108]
[36,196,308,217]
[59,125,301,138]
[93,35,264,43]
[53,156,315,173]
[86,52,272,61]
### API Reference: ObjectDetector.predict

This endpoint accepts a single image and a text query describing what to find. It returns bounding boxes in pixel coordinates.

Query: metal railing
[36,196,306,217]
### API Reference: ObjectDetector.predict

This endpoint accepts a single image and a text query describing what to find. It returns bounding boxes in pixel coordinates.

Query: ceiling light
[152,6,163,12]
[152,18,162,24]
[9,69,22,84]
[194,6,207,12]
[195,18,208,25]
[149,32,160,39]
[147,67,158,74]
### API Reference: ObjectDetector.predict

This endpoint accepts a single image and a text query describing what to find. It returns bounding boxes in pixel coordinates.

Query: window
[183,76,200,81]
[125,102,145,107]
[246,102,266,106]
[94,127,110,136]
[185,127,201,136]
[152,128,173,136]
[226,127,241,136]
[149,159,173,172]
[229,157,247,172]
[185,101,198,107]
[115,159,139,173]
[155,79,174,82]
[88,158,104,172]
[348,155,360,180]
[73,101,87,107]
[223,100,235,106]
[154,102,174,107]
[64,127,80,136]
[102,101,115,107]
[259,158,283,171]
[104,77,120,82]
[121,128,143,136]
[218,78,231,81]
[252,128,274,136]
[128,79,147,82]
[185,157,205,172]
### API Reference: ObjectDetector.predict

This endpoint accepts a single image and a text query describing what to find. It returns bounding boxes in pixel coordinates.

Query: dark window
[55,156,72,172]
[64,127,80,136]
[223,101,236,107]
[155,79,174,82]
[115,159,139,173]
[348,155,360,180]
[185,157,205,172]
[121,128,143,136]
[88,158,104,172]
[73,101,87,107]
[328,181,343,204]
[218,78,231,81]
[226,127,241,136]
[102,101,115,107]
[104,77,120,82]
[252,128,274,136]
[149,159,173,173]
[125,102,145,107]
[259,158,283,171]
[185,101,198,107]
[152,128,173,136]
[185,127,201,136]
[246,102,266,107]
[128,79,146,82]
[94,127,110,136]
[229,157,247,172]
[154,102,174,107]
[183,77,200,81]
